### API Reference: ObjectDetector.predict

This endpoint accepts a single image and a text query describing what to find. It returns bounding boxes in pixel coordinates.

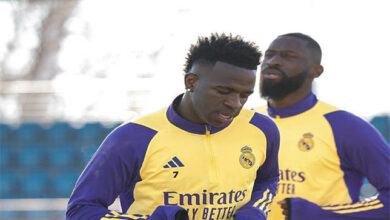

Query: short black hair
[184,33,262,73]
[279,32,322,63]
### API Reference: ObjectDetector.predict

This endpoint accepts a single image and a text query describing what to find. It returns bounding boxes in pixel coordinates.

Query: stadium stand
[50,169,81,198]
[0,122,119,199]
[44,122,73,142]
[0,118,387,204]
[0,144,13,168]
[19,170,50,198]
[47,144,80,168]
[0,123,16,143]
[0,211,18,219]
[370,115,390,143]
[16,123,45,142]
[16,143,47,168]
[0,210,65,220]
[0,171,18,198]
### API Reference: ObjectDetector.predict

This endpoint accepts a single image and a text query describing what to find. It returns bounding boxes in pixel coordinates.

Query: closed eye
[264,51,275,58]
[281,51,299,59]
[215,87,231,95]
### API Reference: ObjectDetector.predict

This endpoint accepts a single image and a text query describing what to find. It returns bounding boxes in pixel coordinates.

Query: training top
[254,93,390,220]
[67,95,280,220]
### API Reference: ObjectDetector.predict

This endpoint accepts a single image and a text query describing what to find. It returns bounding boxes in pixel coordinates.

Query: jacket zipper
[205,125,217,182]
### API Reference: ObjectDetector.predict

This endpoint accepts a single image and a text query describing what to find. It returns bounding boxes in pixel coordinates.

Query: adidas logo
[163,156,185,168]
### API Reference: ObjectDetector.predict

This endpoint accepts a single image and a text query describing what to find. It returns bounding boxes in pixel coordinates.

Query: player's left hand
[277,199,291,220]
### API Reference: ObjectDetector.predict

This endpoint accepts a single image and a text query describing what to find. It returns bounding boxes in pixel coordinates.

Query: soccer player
[66,33,280,220]
[254,32,390,219]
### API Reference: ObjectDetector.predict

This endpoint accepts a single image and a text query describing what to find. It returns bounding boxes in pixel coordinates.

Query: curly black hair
[183,33,262,73]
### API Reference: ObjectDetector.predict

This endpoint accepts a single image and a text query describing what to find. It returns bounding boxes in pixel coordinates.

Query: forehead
[267,36,310,55]
[194,61,256,88]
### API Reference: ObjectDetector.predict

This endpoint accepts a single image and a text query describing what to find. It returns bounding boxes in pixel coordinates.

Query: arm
[66,123,187,220]
[287,111,390,220]
[235,113,280,220]
[287,195,389,220]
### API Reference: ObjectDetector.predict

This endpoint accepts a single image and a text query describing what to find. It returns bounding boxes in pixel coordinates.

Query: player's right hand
[277,199,291,220]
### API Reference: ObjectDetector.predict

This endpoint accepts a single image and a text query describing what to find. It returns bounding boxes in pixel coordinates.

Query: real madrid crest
[239,146,255,169]
[298,133,314,152]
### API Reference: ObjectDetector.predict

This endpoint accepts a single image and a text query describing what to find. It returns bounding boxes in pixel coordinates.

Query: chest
[139,127,267,188]
[274,115,341,171]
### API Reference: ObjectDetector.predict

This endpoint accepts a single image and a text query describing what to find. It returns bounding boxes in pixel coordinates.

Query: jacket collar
[267,93,318,118]
[166,94,232,134]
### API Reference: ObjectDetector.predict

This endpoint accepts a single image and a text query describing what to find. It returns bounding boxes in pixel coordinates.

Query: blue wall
[0,115,389,199]
[0,122,120,198]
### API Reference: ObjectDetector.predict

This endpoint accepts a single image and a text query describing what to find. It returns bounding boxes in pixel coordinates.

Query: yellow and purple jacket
[255,93,390,220]
[67,95,280,220]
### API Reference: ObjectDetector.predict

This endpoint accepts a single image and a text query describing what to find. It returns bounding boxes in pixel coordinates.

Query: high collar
[166,94,232,134]
[267,93,318,118]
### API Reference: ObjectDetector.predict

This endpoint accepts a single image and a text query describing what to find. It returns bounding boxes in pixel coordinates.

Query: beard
[260,68,308,100]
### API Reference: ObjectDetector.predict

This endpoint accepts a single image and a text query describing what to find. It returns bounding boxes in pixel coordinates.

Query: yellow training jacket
[67,94,280,220]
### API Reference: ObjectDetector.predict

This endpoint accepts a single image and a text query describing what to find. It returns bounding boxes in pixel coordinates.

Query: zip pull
[204,124,217,182]
[205,124,211,135]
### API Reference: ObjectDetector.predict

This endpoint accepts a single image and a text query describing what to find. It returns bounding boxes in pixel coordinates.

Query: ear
[312,64,323,78]
[184,73,198,92]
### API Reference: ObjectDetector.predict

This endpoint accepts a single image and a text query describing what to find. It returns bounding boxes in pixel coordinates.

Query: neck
[177,93,203,124]
[268,84,312,108]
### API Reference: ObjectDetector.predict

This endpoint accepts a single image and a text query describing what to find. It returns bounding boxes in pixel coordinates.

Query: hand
[175,209,189,220]
[277,199,291,220]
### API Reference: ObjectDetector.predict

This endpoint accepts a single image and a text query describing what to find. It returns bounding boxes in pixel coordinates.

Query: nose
[265,54,282,67]
[224,94,242,110]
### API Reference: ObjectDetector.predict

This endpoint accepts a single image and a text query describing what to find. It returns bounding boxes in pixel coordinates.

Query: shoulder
[112,121,158,140]
[323,109,386,151]
[103,110,167,151]
[247,110,279,140]
[132,108,168,130]
[323,109,372,131]
[238,109,276,128]
[312,100,340,115]
[312,100,369,129]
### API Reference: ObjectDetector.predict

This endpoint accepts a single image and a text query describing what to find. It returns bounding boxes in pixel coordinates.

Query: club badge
[239,146,255,169]
[298,133,314,152]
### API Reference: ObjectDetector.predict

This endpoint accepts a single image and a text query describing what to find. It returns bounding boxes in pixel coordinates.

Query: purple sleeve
[290,197,390,220]
[290,111,390,219]
[66,122,158,220]
[235,113,280,220]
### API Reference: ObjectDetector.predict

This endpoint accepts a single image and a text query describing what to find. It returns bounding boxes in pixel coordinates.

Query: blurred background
[0,0,389,219]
